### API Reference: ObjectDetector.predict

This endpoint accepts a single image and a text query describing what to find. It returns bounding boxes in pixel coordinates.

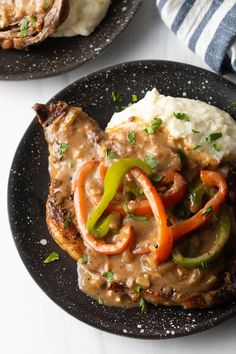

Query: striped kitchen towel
[157,0,236,74]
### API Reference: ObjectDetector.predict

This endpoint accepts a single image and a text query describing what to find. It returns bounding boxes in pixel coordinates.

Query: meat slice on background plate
[0,0,69,49]
[0,0,111,49]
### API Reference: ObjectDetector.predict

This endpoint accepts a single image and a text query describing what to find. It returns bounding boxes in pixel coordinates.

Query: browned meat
[34,101,105,260]
[143,257,236,308]
[35,101,236,309]
[0,0,69,49]
[46,195,84,260]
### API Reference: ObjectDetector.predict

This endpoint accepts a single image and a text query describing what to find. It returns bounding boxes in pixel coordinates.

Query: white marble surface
[1,1,236,353]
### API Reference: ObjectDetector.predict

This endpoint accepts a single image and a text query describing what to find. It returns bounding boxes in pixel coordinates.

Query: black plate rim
[0,0,143,81]
[47,59,236,103]
[8,60,236,339]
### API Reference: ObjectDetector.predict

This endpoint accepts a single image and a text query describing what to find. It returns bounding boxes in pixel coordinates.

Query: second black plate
[8,60,236,338]
[0,0,142,80]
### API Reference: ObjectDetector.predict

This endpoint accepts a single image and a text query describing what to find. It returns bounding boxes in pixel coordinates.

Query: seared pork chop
[34,101,104,259]
[0,0,69,49]
[35,101,236,309]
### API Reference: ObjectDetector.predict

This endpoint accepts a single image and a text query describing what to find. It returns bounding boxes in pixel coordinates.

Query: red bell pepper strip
[107,170,187,215]
[97,162,108,185]
[131,168,173,264]
[74,160,133,254]
[172,170,228,240]
[159,170,187,208]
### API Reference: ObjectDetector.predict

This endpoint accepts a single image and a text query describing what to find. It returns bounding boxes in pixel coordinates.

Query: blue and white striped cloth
[156,0,236,74]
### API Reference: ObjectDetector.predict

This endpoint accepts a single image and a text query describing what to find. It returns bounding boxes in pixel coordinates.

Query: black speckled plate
[0,0,142,81]
[8,61,236,339]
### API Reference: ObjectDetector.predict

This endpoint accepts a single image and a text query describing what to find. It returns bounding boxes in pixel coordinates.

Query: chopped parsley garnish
[144,154,159,169]
[124,203,137,216]
[150,173,164,182]
[123,203,149,222]
[143,117,162,135]
[20,18,28,37]
[63,217,71,229]
[213,142,221,152]
[192,129,200,134]
[29,15,37,29]
[231,102,236,109]
[205,132,222,142]
[134,283,142,293]
[132,94,138,103]
[201,261,209,269]
[121,103,132,110]
[139,297,148,313]
[193,144,201,150]
[79,254,88,264]
[202,206,213,216]
[124,184,143,198]
[129,214,149,222]
[133,187,144,197]
[43,252,59,264]
[173,112,190,121]
[58,143,69,159]
[103,271,114,282]
[128,131,136,145]
[112,91,122,103]
[106,149,119,159]
[97,298,104,305]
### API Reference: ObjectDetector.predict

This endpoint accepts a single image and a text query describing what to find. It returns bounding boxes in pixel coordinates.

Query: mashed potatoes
[107,88,236,165]
[55,0,111,37]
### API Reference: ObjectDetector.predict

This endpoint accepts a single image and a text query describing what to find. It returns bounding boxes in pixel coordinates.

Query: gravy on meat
[75,125,233,308]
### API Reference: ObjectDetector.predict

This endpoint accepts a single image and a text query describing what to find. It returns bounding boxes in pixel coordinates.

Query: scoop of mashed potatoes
[107,88,236,166]
[55,0,111,37]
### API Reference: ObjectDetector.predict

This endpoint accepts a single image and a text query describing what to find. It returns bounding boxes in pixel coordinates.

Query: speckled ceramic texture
[8,61,236,339]
[0,0,142,81]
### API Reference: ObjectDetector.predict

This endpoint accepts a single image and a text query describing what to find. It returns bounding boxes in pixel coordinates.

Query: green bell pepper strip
[190,182,216,214]
[86,158,152,233]
[95,212,120,238]
[190,183,207,213]
[172,214,230,269]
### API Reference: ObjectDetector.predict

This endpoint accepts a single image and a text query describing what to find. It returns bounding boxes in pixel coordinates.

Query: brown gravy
[44,108,235,309]
[76,126,230,308]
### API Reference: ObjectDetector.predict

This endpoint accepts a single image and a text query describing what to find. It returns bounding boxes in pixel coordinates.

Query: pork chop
[34,101,104,259]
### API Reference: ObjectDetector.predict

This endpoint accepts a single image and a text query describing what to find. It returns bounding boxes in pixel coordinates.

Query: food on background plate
[54,0,111,37]
[0,0,69,49]
[0,0,111,49]
[34,88,236,310]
